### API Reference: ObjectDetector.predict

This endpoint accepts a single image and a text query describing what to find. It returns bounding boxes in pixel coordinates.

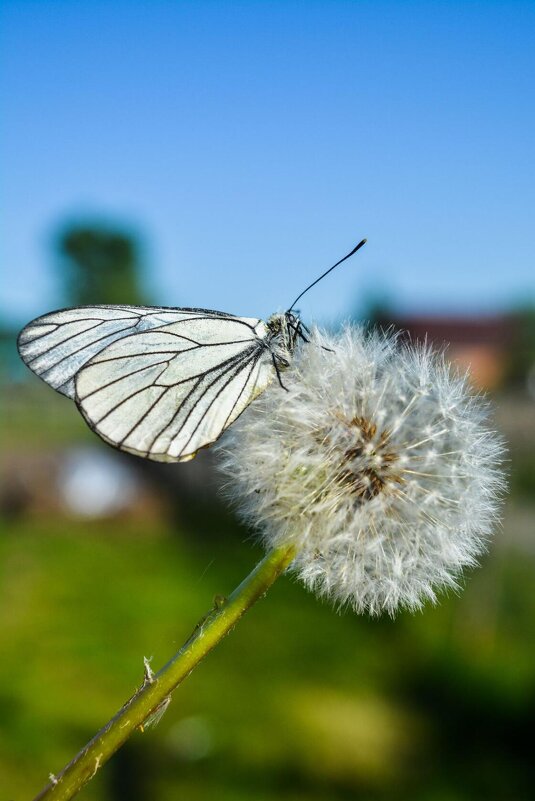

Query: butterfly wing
[74,315,275,462]
[17,305,239,399]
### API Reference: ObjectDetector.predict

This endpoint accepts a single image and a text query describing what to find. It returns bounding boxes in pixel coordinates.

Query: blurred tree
[505,306,535,390]
[356,292,397,332]
[57,222,149,306]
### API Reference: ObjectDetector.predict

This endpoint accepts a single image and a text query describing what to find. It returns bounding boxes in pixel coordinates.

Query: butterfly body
[17,305,304,462]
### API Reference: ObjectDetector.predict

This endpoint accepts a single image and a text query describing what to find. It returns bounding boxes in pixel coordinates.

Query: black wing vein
[177,350,261,457]
[160,349,259,458]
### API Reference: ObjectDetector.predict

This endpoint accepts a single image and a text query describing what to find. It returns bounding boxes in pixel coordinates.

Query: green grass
[1,513,535,801]
[2,382,93,448]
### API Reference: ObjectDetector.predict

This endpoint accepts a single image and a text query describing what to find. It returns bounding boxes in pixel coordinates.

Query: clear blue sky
[2,0,534,327]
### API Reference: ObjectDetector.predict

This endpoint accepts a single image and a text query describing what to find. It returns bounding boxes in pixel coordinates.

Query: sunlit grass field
[2,514,535,800]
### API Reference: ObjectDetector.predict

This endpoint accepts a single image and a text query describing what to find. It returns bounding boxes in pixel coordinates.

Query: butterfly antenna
[287,238,367,312]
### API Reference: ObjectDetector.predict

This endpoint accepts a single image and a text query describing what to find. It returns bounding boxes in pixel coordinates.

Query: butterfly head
[266,311,309,367]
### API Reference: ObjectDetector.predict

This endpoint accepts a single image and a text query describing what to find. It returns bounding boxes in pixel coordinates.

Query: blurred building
[378,314,514,390]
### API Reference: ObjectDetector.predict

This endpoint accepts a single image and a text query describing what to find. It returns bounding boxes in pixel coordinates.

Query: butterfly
[17,240,366,463]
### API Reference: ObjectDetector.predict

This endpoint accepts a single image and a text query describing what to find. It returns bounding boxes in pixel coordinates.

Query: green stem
[33,543,296,801]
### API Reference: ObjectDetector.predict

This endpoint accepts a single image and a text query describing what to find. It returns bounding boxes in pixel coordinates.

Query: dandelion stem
[32,543,296,801]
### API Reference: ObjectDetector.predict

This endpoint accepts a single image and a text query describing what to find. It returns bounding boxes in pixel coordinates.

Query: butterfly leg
[287,318,310,344]
[272,354,289,391]
[298,321,311,342]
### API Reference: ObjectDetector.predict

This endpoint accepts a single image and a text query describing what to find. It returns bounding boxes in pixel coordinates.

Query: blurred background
[1,2,534,799]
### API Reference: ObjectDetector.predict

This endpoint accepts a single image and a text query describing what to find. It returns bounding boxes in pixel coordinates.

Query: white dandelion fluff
[219,325,506,616]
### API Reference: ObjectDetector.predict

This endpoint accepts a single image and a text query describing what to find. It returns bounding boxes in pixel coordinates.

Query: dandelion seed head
[219,326,506,616]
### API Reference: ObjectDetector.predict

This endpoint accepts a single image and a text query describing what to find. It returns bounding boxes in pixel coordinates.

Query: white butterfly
[17,240,366,463]
[17,306,306,462]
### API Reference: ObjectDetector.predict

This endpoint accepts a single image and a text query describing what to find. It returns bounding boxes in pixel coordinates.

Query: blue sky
[2,0,534,327]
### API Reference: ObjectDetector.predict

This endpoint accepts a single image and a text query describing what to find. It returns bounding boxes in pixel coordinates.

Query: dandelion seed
[219,325,506,616]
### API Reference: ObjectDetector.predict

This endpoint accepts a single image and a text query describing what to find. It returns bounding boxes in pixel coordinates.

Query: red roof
[388,315,513,348]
